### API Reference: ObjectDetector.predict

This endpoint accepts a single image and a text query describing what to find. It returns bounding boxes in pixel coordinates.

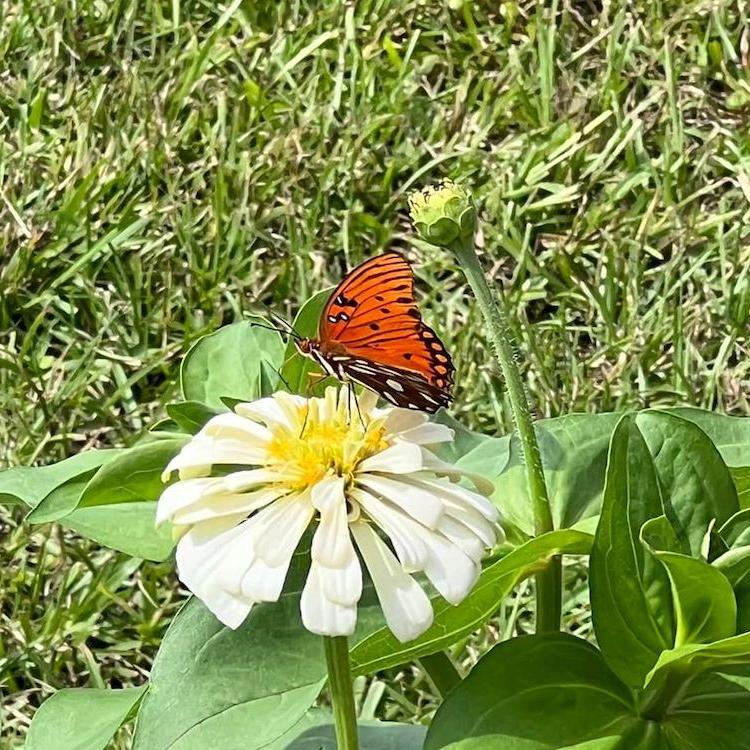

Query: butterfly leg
[346,380,367,432]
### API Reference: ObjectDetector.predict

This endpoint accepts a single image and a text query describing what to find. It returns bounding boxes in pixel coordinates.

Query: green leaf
[350,529,592,675]
[0,450,120,509]
[26,686,146,750]
[280,714,426,750]
[166,401,223,433]
[78,437,187,507]
[730,466,750,508]
[280,289,332,394]
[651,552,736,646]
[713,545,750,587]
[133,569,384,750]
[181,319,285,408]
[659,667,750,750]
[64,502,175,561]
[26,450,123,523]
[645,632,750,688]
[492,413,622,535]
[590,415,674,689]
[424,633,638,750]
[668,407,750,467]
[636,410,739,555]
[641,514,737,644]
[719,508,750,548]
[432,412,504,464]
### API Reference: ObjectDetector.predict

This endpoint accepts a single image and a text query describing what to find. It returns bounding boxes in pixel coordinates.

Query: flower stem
[452,239,561,632]
[324,636,359,750]
[419,651,461,698]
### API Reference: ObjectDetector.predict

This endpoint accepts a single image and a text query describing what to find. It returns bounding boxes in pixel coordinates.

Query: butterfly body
[294,253,454,413]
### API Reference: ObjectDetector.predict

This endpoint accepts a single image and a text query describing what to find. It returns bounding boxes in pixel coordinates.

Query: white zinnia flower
[158,387,501,642]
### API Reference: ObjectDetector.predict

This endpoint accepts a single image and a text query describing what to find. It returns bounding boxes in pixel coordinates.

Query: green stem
[453,239,561,632]
[324,636,359,750]
[419,651,461,698]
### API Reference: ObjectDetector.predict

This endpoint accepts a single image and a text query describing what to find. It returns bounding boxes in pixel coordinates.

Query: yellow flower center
[266,405,389,491]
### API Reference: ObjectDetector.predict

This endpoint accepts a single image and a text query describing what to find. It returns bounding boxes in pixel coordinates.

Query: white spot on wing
[386,378,404,392]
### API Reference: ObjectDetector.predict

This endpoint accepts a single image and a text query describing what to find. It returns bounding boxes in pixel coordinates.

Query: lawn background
[1,1,749,746]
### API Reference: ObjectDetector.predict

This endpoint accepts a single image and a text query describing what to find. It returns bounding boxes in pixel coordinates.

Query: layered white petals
[301,562,357,636]
[356,473,443,529]
[252,494,315,567]
[158,386,501,639]
[358,443,424,475]
[162,436,267,480]
[175,515,255,628]
[351,522,433,643]
[419,450,496,497]
[351,488,428,571]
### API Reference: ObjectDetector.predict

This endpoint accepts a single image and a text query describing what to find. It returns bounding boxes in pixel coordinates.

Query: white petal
[358,443,423,475]
[351,488,428,571]
[417,529,480,605]
[441,499,499,547]
[175,515,255,628]
[420,450,495,496]
[382,409,428,435]
[201,412,272,444]
[252,493,314,566]
[157,477,226,524]
[351,522,433,643]
[300,562,357,636]
[171,487,282,525]
[406,474,499,522]
[356,474,443,529]
[310,477,354,568]
[239,557,293,602]
[223,468,279,492]
[234,396,298,430]
[320,551,362,607]
[437,515,486,562]
[395,422,454,445]
[162,437,267,480]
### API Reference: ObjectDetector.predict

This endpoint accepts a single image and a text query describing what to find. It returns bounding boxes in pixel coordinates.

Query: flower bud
[407,180,476,247]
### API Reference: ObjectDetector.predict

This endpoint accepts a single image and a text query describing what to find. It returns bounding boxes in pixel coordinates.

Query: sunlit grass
[1,0,749,745]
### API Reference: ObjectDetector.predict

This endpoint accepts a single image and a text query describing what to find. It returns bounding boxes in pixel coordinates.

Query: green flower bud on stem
[407,180,476,248]
[408,179,561,633]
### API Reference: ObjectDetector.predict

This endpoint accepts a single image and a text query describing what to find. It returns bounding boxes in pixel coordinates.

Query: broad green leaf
[651,552,736,646]
[350,529,592,675]
[281,716,426,750]
[645,631,750,688]
[731,466,750,508]
[26,450,123,523]
[636,411,739,555]
[424,633,638,750]
[739,587,750,633]
[590,415,674,688]
[0,450,120,508]
[660,667,750,750]
[641,515,737,644]
[78,437,187,507]
[669,407,750,467]
[133,567,384,750]
[166,401,223,433]
[713,546,750,587]
[64,501,174,561]
[432,412,505,464]
[491,413,621,535]
[26,686,146,750]
[181,319,285,408]
[280,289,332,394]
[719,508,750,548]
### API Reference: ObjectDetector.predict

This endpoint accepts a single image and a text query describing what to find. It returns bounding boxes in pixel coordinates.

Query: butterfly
[294,252,454,413]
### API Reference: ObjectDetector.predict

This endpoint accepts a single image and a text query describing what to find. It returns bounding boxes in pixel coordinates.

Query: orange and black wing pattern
[317,252,453,412]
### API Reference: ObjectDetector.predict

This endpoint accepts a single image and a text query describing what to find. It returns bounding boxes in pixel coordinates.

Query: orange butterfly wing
[317,252,454,411]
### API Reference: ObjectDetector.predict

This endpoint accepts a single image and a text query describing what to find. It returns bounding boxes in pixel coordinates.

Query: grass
[1,0,749,745]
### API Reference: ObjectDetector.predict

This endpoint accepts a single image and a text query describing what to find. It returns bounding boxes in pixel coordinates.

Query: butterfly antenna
[246,295,303,340]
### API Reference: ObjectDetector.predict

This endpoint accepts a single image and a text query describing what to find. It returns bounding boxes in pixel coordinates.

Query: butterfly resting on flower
[294,252,454,413]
